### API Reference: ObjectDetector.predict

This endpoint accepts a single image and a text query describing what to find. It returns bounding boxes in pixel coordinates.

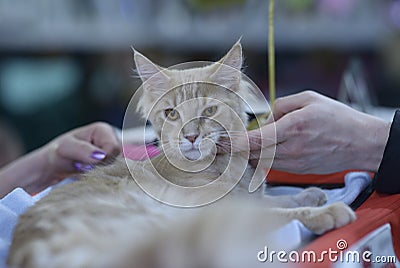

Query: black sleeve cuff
[375,110,400,194]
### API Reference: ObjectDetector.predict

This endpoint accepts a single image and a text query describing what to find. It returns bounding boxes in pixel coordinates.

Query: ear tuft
[210,40,243,90]
[133,48,166,83]
[132,47,170,93]
[221,39,243,71]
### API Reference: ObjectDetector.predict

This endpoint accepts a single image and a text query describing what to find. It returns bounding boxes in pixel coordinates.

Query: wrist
[356,114,391,172]
[14,147,50,191]
[0,146,49,197]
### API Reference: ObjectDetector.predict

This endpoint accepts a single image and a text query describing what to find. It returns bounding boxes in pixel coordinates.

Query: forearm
[0,147,49,198]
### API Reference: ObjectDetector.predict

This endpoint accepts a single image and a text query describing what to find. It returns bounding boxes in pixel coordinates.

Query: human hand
[235,91,390,174]
[29,122,121,192]
[0,122,121,197]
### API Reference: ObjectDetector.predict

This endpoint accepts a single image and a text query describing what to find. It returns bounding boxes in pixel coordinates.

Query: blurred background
[0,0,399,166]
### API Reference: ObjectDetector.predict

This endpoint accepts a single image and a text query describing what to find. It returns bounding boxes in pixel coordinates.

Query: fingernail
[91,151,106,160]
[83,164,94,171]
[74,162,84,172]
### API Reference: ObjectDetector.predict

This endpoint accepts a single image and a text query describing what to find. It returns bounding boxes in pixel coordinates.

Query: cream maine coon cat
[7,41,355,268]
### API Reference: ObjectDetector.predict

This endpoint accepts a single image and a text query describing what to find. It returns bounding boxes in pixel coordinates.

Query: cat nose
[185,134,198,143]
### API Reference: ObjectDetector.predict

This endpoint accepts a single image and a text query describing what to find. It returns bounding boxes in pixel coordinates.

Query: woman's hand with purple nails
[0,122,121,197]
[44,122,121,174]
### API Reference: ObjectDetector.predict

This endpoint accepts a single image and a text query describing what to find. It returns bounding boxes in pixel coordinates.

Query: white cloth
[0,179,73,265]
[265,172,371,205]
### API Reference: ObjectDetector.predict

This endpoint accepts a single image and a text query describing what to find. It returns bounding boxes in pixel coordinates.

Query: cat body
[7,42,356,268]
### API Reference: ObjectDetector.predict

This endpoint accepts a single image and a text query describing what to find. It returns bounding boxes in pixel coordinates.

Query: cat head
[134,41,252,162]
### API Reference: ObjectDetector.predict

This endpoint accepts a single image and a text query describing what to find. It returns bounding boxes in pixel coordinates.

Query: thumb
[273,90,314,120]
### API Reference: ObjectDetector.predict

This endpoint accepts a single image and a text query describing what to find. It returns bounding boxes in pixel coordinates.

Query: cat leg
[263,187,327,208]
[291,187,327,207]
[271,202,356,235]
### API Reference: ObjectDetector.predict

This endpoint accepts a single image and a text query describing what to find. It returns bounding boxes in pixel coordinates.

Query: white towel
[265,172,371,205]
[0,178,74,265]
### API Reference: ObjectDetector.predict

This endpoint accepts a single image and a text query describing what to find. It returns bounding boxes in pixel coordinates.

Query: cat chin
[182,149,202,161]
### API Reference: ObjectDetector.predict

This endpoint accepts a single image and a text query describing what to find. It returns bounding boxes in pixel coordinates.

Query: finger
[230,123,276,153]
[249,159,259,168]
[247,149,260,160]
[247,145,276,160]
[57,137,108,165]
[76,122,121,158]
[249,158,274,169]
[273,90,316,120]
[92,124,121,157]
[271,159,302,174]
[264,112,275,125]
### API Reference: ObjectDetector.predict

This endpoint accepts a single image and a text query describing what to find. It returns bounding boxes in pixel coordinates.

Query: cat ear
[210,40,243,90]
[132,48,169,93]
[219,39,243,71]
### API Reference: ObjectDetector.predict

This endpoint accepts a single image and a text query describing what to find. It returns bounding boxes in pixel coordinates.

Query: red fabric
[269,170,399,268]
[298,192,400,267]
[267,169,372,185]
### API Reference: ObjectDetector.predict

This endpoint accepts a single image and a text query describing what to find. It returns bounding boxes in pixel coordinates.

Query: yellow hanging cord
[247,0,275,130]
[268,0,275,107]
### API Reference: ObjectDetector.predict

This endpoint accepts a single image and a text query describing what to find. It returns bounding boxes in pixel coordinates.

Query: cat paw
[301,202,356,235]
[292,187,327,207]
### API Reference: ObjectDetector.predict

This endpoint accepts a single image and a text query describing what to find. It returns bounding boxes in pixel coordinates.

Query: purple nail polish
[74,162,83,172]
[91,151,106,160]
[83,164,94,171]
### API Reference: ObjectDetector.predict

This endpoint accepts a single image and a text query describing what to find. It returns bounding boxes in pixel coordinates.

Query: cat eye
[202,106,218,117]
[164,108,180,120]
